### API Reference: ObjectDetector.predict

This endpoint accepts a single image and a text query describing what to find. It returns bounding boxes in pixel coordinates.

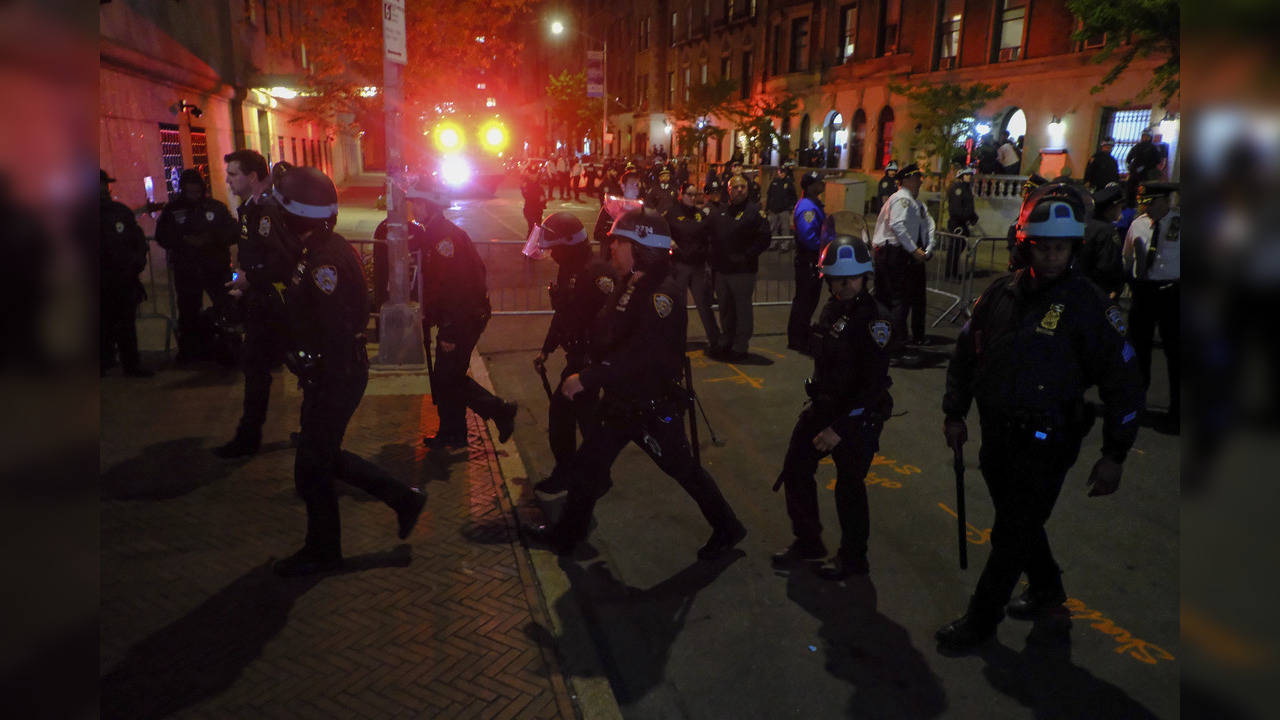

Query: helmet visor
[522,226,549,260]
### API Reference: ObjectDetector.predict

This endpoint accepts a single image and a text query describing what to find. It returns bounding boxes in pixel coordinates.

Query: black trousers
[906,259,928,342]
[173,259,232,358]
[433,314,505,438]
[548,353,601,468]
[554,401,739,545]
[1128,281,1181,417]
[236,289,287,442]
[944,221,969,281]
[969,420,1082,620]
[787,249,823,348]
[777,407,882,557]
[100,285,142,371]
[873,245,912,355]
[295,364,416,557]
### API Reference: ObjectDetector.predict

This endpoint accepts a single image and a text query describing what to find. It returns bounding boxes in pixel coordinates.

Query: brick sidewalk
[100,362,578,720]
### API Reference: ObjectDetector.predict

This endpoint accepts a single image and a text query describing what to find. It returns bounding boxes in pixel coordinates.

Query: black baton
[953,445,968,570]
[424,324,437,405]
[536,363,554,401]
[684,355,701,468]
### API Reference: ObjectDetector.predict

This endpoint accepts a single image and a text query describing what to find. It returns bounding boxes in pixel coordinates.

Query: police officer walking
[771,235,893,579]
[708,176,772,361]
[870,163,934,364]
[524,209,747,560]
[787,179,827,352]
[216,150,292,458]
[1078,183,1127,299]
[872,161,899,214]
[666,183,721,352]
[410,181,519,450]
[100,170,154,377]
[944,168,980,281]
[1122,181,1181,430]
[267,166,427,577]
[523,212,617,493]
[936,182,1144,651]
[154,169,238,363]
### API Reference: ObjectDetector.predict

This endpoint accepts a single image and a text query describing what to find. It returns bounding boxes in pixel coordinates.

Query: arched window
[875,105,895,170]
[850,109,867,169]
[824,111,843,168]
[798,114,812,165]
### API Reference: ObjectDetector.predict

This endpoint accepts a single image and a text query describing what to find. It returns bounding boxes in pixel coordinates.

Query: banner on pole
[383,0,406,64]
[586,51,604,98]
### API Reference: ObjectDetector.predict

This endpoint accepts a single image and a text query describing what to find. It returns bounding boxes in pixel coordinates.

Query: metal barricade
[136,239,177,355]
[927,231,1006,327]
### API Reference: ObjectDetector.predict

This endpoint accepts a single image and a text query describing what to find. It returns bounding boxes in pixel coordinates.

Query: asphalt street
[380,180,1181,719]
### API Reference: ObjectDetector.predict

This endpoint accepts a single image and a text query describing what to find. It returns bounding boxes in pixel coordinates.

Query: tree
[671,80,737,164]
[722,94,800,165]
[1067,0,1179,105]
[544,70,627,153]
[288,0,533,122]
[887,80,1006,219]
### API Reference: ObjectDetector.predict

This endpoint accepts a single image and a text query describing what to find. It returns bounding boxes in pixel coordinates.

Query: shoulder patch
[115,221,125,234]
[695,212,703,222]
[1106,306,1127,336]
[869,320,891,348]
[653,293,674,318]
[436,239,454,258]
[802,210,816,224]
[258,216,271,237]
[312,265,338,294]
[954,188,963,196]
[595,275,615,295]
[205,210,215,221]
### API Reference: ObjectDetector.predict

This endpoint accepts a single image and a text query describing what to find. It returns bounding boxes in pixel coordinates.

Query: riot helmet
[608,208,672,274]
[523,211,587,260]
[272,165,339,251]
[818,234,875,279]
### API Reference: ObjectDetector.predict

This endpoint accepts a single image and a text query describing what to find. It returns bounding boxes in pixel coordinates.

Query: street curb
[469,350,625,720]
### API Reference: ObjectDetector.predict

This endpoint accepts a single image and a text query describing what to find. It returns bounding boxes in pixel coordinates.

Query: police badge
[833,318,847,334]
[1106,306,1127,335]
[596,275,615,295]
[312,265,338,294]
[258,216,271,237]
[868,320,891,348]
[653,293,673,318]
[1037,303,1064,335]
[115,221,124,234]
[436,239,454,258]
[803,210,816,224]
[205,210,215,222]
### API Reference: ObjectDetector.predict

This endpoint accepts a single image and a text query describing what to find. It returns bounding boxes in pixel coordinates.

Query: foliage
[722,94,800,164]
[544,70,628,149]
[1067,0,1179,105]
[888,81,1006,218]
[668,80,736,162]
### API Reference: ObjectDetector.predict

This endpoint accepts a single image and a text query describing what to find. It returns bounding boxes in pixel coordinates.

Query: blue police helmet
[818,234,874,278]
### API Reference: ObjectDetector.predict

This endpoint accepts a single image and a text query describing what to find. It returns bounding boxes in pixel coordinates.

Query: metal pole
[602,39,608,158]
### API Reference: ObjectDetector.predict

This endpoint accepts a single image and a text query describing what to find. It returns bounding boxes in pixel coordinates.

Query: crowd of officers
[99,142,1176,654]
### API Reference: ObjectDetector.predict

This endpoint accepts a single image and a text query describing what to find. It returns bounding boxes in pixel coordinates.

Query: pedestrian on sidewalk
[215,151,293,457]
[666,183,721,352]
[525,208,747,561]
[771,234,892,578]
[523,212,616,494]
[787,179,827,352]
[708,176,771,360]
[937,182,1143,651]
[268,166,427,577]
[100,169,154,378]
[410,179,518,450]
[870,163,934,365]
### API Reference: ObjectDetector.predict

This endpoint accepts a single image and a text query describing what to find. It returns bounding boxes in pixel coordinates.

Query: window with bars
[994,0,1025,62]
[159,123,184,197]
[1101,107,1152,167]
[839,4,858,64]
[190,127,211,187]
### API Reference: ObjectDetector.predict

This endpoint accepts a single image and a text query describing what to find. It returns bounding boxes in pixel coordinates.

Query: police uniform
[765,170,799,238]
[533,261,745,559]
[945,176,979,281]
[278,225,425,574]
[870,175,936,355]
[1084,146,1120,190]
[776,280,893,568]
[872,169,898,214]
[666,204,721,350]
[709,197,772,357]
[1077,185,1127,298]
[154,170,238,361]
[645,180,676,215]
[788,194,827,350]
[419,212,516,446]
[100,182,151,375]
[1122,183,1180,423]
[941,266,1144,639]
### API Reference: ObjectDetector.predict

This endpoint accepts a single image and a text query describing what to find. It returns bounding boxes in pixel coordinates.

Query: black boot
[936,603,1003,653]
[396,488,428,540]
[817,550,870,580]
[494,401,518,444]
[771,538,827,567]
[214,431,260,458]
[1006,585,1068,620]
[522,523,576,555]
[273,547,343,577]
[698,519,747,561]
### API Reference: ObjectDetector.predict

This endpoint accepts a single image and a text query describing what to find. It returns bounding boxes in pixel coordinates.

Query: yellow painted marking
[937,502,991,545]
[1182,605,1271,668]
[748,346,787,360]
[703,363,764,389]
[1066,598,1176,665]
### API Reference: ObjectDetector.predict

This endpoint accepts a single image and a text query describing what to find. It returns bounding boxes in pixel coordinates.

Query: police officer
[1122,181,1180,430]
[765,162,799,244]
[524,212,616,493]
[1124,130,1162,205]
[1083,137,1120,191]
[728,161,760,204]
[944,167,980,281]
[410,180,519,450]
[1005,174,1048,271]
[100,169,154,377]
[872,161,899,214]
[870,163,935,363]
[787,179,827,352]
[521,163,547,235]
[267,166,427,577]
[524,209,747,560]
[593,170,645,261]
[709,175,772,361]
[1078,183,1126,299]
[216,150,292,458]
[936,182,1145,651]
[666,183,721,352]
[645,167,677,215]
[155,169,238,363]
[771,235,893,579]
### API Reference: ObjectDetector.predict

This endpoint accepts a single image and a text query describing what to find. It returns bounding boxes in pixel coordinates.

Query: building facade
[601,0,1177,182]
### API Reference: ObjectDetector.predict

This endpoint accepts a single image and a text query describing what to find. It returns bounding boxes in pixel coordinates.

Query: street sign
[383,0,406,65]
[586,51,604,98]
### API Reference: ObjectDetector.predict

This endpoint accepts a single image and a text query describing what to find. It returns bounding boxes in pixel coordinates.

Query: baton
[684,355,701,469]
[953,445,968,570]
[424,324,437,405]
[536,363,554,401]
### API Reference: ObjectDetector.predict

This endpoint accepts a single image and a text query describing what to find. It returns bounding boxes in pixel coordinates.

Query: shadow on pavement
[786,569,948,719]
[100,547,411,720]
[974,634,1164,719]
[158,364,242,389]
[101,437,241,500]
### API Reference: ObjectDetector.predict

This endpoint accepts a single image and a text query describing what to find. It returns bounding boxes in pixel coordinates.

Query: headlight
[433,121,464,153]
[480,120,508,152]
[440,156,472,186]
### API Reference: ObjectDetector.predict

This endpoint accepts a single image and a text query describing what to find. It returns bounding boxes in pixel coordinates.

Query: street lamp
[548,18,608,158]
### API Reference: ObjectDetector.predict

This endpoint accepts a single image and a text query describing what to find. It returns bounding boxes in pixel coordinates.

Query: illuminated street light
[550,20,565,35]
